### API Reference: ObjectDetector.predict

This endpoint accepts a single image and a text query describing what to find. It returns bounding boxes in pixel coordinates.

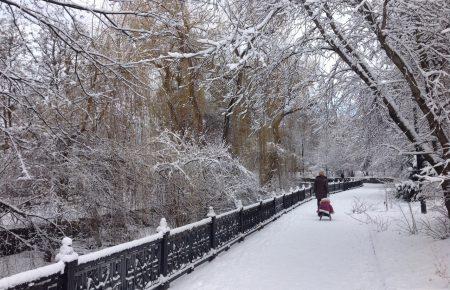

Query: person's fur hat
[320,198,331,203]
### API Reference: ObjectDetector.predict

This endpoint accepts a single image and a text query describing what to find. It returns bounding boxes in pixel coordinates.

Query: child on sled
[317,198,334,220]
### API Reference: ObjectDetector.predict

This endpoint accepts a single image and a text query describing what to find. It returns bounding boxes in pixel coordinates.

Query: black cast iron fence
[0,181,363,290]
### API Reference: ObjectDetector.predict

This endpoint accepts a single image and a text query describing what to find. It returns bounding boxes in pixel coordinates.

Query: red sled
[318,210,332,220]
[317,198,334,220]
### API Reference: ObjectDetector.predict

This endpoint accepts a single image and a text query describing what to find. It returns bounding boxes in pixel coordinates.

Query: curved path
[171,184,450,290]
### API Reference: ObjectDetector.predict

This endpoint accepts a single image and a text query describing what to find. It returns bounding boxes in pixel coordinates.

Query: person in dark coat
[314,171,329,209]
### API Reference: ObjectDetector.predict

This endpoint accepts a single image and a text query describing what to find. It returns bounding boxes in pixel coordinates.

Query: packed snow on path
[171,184,450,290]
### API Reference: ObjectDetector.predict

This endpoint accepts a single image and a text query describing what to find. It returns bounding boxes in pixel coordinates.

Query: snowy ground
[171,184,450,290]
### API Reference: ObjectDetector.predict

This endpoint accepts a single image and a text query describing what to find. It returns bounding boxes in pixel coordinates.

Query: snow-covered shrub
[149,130,265,226]
[420,206,450,240]
[0,129,265,253]
[397,203,418,235]
[369,215,391,232]
[351,196,375,214]
[395,180,419,201]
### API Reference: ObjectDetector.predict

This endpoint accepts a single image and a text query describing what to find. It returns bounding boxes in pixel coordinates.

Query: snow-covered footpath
[171,184,450,290]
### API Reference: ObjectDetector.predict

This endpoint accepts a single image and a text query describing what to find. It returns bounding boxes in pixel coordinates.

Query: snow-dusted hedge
[149,130,264,225]
[0,129,265,254]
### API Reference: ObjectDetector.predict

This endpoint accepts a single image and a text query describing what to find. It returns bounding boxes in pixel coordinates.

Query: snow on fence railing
[0,181,363,290]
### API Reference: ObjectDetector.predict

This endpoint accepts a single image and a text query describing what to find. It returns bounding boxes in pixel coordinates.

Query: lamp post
[411,151,426,214]
[417,153,426,214]
[411,106,426,214]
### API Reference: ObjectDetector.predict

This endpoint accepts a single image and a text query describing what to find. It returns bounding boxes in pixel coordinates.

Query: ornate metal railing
[0,181,363,290]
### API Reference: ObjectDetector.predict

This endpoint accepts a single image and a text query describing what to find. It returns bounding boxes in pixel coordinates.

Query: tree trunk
[223,70,244,145]
[223,97,237,144]
[305,2,450,217]
[442,179,450,219]
[258,126,270,185]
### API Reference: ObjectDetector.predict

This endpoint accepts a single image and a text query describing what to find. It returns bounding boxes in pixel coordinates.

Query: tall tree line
[0,0,448,256]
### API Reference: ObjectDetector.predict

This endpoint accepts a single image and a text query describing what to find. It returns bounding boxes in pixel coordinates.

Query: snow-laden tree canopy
[0,0,449,259]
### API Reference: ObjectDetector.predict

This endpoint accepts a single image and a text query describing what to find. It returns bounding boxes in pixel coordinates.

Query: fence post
[210,216,217,249]
[188,229,194,267]
[156,218,170,289]
[207,207,217,251]
[258,201,264,229]
[282,194,286,209]
[238,207,244,240]
[56,237,78,290]
[65,260,77,290]
[273,197,276,217]
[120,252,128,287]
[160,232,169,280]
